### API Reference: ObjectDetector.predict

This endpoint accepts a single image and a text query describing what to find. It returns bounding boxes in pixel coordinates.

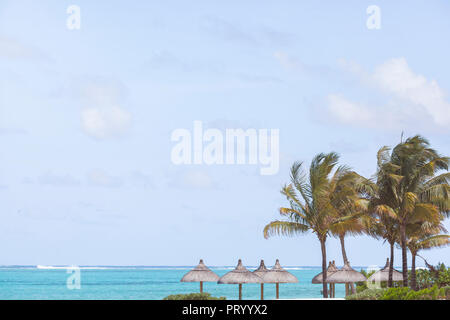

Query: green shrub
[346,288,386,300]
[163,292,226,300]
[414,263,450,290]
[379,287,410,300]
[348,285,449,300]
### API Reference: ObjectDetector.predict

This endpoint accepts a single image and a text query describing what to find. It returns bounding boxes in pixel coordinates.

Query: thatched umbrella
[368,258,403,283]
[181,259,219,293]
[312,260,338,298]
[326,261,367,296]
[218,259,262,300]
[262,259,298,299]
[253,260,269,300]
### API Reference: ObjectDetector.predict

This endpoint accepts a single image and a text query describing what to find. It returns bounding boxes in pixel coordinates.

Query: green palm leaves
[264,135,449,293]
[263,152,366,298]
[375,135,449,286]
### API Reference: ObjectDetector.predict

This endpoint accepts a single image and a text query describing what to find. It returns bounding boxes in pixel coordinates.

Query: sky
[0,0,449,267]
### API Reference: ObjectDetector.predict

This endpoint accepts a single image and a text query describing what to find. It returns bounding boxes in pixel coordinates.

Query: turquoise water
[0,266,353,300]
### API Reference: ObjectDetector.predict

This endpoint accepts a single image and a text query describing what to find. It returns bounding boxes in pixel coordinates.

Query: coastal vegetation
[163,292,226,300]
[346,285,450,300]
[264,135,450,298]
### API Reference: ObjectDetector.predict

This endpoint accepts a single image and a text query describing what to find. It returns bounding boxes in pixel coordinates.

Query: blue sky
[0,0,449,266]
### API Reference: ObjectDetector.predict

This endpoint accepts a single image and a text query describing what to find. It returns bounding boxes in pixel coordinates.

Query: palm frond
[263,220,310,239]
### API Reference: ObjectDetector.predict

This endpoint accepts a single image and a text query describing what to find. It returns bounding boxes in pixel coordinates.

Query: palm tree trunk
[411,252,417,291]
[320,237,328,298]
[388,241,394,287]
[339,234,348,263]
[339,234,355,294]
[400,223,408,287]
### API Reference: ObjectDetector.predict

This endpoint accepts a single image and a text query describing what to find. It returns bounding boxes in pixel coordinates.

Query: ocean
[0,266,357,300]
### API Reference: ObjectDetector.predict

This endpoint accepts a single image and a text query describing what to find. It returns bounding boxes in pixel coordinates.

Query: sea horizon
[0,265,353,300]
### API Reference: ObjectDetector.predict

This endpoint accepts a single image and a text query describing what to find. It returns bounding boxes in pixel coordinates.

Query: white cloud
[82,105,131,139]
[327,94,375,125]
[372,58,450,126]
[80,83,132,139]
[329,58,450,129]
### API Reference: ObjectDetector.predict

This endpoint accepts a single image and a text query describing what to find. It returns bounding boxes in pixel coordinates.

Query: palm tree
[328,171,371,294]
[263,152,362,298]
[364,137,449,287]
[406,222,449,290]
[356,146,400,287]
[388,136,449,286]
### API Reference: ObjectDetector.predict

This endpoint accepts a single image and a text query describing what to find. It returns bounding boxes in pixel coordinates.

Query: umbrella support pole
[200,281,203,293]
[261,283,264,300]
[276,283,279,299]
[333,284,335,298]
[239,284,242,300]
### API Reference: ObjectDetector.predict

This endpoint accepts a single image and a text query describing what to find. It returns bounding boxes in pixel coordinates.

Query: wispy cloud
[168,169,216,190]
[200,16,294,48]
[129,171,153,189]
[38,172,80,187]
[0,36,50,61]
[0,127,28,135]
[142,50,281,85]
[274,51,339,78]
[87,169,123,188]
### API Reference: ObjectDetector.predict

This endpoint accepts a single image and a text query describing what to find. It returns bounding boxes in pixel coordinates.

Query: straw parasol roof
[312,261,338,284]
[368,258,403,282]
[218,259,262,284]
[181,259,219,282]
[326,261,367,283]
[261,259,298,283]
[253,260,269,278]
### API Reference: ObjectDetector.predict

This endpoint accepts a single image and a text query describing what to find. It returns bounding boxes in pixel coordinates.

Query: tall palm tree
[263,152,362,298]
[328,171,371,294]
[388,136,449,286]
[406,222,449,290]
[363,146,401,287]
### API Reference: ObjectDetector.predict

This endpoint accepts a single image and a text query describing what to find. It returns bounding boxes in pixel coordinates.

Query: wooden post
[333,284,335,298]
[260,283,264,300]
[276,283,279,299]
[328,284,332,298]
[239,284,242,300]
[200,281,203,293]
[345,283,349,296]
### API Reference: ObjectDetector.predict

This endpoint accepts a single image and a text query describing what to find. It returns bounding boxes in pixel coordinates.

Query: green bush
[348,285,448,300]
[163,292,226,300]
[346,288,386,300]
[379,287,411,300]
[414,263,450,290]
[442,286,450,299]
